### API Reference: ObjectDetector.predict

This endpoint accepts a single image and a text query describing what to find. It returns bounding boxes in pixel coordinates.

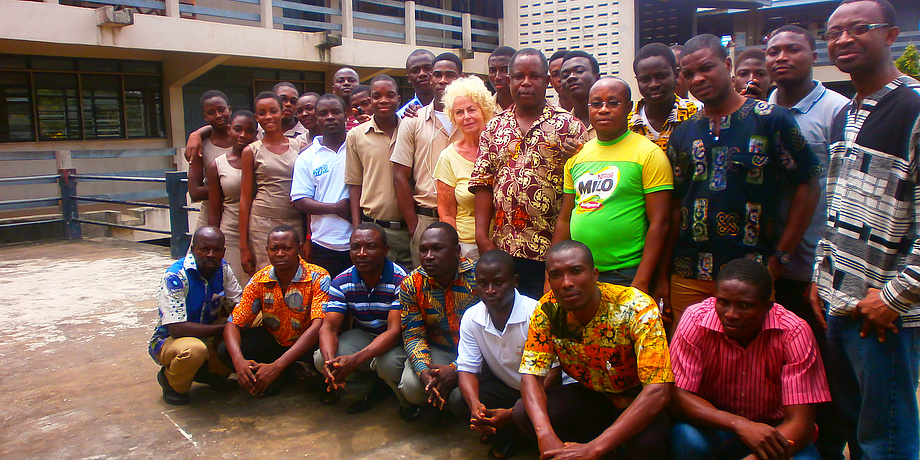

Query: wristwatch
[773,250,791,265]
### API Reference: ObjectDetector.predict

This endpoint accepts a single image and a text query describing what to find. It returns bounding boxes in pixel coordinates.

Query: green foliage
[896,44,920,78]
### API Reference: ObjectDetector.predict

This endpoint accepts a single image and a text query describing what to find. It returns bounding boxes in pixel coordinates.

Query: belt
[361,214,407,230]
[415,206,439,218]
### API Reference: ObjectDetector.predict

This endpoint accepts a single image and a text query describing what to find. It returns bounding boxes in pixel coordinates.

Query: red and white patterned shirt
[671,297,830,424]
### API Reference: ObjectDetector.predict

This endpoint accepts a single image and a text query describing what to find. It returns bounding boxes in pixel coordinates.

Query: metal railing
[0,169,194,258]
[55,0,500,52]
[736,30,920,68]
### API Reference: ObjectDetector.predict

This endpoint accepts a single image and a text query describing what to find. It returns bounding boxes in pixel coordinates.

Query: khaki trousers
[409,214,439,268]
[156,336,229,394]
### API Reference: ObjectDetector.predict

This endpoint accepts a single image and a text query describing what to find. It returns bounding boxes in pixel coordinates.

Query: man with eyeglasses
[810,1,920,458]
[552,77,672,295]
[391,52,463,267]
[560,50,601,139]
[662,34,820,335]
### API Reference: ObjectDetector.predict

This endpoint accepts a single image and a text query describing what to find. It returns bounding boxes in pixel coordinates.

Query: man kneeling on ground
[150,226,242,405]
[217,225,330,397]
[314,223,410,413]
[514,240,673,459]
[448,249,538,459]
[669,258,830,460]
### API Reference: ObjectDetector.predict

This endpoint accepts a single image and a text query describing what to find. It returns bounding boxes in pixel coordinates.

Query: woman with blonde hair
[433,76,495,260]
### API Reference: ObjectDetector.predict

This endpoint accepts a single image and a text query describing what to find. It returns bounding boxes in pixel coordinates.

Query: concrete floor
[0,238,531,459]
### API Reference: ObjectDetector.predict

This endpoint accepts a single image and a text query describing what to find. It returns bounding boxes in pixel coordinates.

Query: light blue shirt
[396,94,422,118]
[769,81,849,281]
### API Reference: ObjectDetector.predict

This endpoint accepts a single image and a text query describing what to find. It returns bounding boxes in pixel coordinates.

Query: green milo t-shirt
[563,131,673,271]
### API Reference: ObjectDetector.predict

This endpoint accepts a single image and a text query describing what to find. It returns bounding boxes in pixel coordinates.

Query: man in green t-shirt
[552,77,673,296]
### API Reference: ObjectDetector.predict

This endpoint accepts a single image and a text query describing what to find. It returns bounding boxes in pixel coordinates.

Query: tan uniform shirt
[345,117,404,221]
[390,103,461,209]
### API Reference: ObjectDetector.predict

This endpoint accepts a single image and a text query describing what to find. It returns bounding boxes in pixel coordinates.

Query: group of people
[150,0,920,458]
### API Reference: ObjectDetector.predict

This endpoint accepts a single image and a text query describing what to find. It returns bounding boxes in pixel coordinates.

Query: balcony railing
[54,0,500,53]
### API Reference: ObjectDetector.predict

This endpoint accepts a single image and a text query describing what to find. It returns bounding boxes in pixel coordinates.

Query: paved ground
[0,238,527,459]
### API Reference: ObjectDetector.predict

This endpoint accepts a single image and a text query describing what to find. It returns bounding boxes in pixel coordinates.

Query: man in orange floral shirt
[513,240,673,460]
[218,225,330,398]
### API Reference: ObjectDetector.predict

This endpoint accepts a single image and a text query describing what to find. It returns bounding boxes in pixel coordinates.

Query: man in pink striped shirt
[669,258,830,460]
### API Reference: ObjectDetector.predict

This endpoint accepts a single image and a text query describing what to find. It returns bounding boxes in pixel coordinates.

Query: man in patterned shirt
[314,223,408,414]
[398,223,478,422]
[150,226,242,405]
[628,43,700,153]
[670,258,830,460]
[513,240,672,460]
[217,225,330,398]
[664,34,820,334]
[810,1,920,457]
[470,48,587,300]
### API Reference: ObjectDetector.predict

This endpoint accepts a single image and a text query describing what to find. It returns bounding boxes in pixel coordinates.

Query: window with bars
[0,55,165,143]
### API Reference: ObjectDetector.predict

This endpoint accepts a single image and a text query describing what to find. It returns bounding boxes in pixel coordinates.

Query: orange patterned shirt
[229,259,330,346]
[521,283,673,408]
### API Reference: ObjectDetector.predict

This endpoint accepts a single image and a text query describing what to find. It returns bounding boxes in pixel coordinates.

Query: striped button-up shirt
[815,76,920,326]
[400,258,478,376]
[671,297,830,424]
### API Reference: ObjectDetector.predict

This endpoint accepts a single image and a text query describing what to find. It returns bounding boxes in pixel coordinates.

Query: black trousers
[216,326,294,368]
[512,383,670,459]
[449,366,527,446]
[310,242,352,279]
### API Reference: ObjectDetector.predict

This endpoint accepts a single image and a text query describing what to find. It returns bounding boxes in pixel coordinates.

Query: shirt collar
[417,257,475,286]
[631,94,690,128]
[309,135,347,155]
[255,258,308,284]
[768,80,826,114]
[350,259,397,289]
[471,289,532,332]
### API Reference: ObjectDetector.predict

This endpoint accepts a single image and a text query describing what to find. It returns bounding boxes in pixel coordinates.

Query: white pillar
[405,1,416,46]
[341,0,353,38]
[165,0,180,18]
[462,13,472,52]
[261,0,272,29]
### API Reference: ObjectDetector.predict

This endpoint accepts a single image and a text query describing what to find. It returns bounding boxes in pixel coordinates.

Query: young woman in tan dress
[239,92,306,274]
[206,110,257,285]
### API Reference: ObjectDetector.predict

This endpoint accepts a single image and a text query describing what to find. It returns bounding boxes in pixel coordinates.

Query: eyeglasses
[280,96,299,104]
[821,23,889,42]
[588,100,622,109]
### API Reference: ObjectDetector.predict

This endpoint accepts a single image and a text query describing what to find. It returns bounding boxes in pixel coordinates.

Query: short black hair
[683,34,729,62]
[549,49,568,63]
[268,224,301,244]
[352,222,388,246]
[349,85,371,105]
[634,43,678,73]
[317,93,347,111]
[476,249,516,275]
[769,24,817,51]
[511,48,550,75]
[299,91,320,100]
[370,74,398,90]
[433,52,463,73]
[562,50,600,76]
[735,48,767,69]
[406,48,435,68]
[840,0,895,27]
[254,91,283,109]
[199,90,229,110]
[715,258,774,304]
[230,109,256,126]
[423,221,459,247]
[272,81,298,94]
[490,46,517,59]
[545,240,595,270]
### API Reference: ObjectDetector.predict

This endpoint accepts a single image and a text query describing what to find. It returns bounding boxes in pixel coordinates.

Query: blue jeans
[825,314,920,460]
[671,421,821,460]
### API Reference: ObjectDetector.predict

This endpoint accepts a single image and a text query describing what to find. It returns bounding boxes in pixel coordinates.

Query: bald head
[192,225,224,248]
[588,77,632,141]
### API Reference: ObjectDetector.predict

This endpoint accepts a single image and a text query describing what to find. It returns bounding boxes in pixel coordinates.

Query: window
[0,55,164,143]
